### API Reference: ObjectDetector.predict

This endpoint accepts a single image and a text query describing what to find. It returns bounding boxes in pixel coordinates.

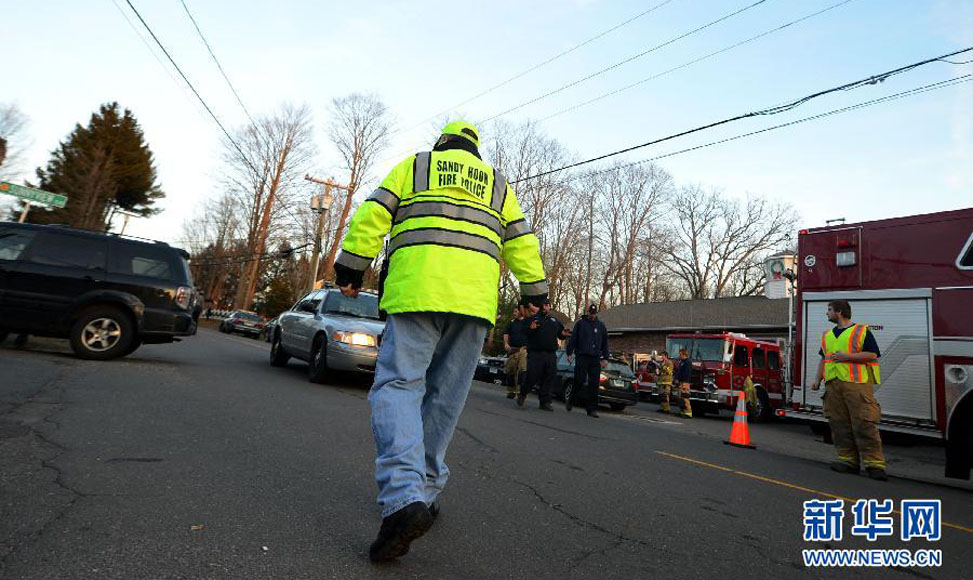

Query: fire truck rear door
[800,289,935,424]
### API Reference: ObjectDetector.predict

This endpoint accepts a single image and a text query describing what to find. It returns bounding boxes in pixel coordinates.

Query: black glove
[524,293,547,308]
[334,262,364,289]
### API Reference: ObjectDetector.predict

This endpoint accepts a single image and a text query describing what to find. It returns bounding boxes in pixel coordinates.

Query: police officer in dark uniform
[566,304,609,418]
[518,299,568,411]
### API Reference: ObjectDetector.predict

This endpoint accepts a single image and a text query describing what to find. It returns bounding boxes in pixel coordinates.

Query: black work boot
[539,403,554,412]
[516,393,526,407]
[830,462,859,474]
[369,501,433,562]
[428,501,440,520]
[865,467,888,481]
[587,410,600,418]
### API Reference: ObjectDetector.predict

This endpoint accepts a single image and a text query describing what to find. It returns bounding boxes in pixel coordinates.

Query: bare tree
[321,94,392,281]
[658,186,798,298]
[222,104,316,309]
[0,103,29,176]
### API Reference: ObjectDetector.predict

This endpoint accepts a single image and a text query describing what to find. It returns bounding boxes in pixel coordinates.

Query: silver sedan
[269,288,385,383]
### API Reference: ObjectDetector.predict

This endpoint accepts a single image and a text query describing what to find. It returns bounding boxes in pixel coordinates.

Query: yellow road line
[656,451,973,535]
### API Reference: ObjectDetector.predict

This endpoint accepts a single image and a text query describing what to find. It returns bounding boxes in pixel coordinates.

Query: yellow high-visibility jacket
[334,147,547,325]
[821,324,882,384]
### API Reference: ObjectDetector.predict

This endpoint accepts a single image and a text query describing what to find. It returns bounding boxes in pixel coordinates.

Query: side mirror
[300,301,317,314]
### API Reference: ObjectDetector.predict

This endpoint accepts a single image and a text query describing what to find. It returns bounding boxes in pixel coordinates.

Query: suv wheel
[70,306,135,360]
[308,336,329,384]
[270,332,290,367]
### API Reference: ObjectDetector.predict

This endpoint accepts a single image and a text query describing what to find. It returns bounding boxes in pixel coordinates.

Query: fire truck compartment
[799,288,935,426]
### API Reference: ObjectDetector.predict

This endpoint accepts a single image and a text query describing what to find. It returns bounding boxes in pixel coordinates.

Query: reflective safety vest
[335,148,547,324]
[821,324,881,384]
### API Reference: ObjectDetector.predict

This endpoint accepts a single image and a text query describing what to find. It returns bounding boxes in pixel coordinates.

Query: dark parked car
[0,222,198,359]
[474,355,507,384]
[553,350,638,411]
[219,310,263,338]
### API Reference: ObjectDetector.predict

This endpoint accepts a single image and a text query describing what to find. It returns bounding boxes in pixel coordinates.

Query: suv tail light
[175,286,192,310]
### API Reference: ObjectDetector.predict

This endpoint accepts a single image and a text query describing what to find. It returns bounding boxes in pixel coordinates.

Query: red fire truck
[665,333,784,422]
[787,208,973,479]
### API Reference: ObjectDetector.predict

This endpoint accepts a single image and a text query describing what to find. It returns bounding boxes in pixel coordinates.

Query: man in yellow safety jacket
[333,120,548,561]
[812,299,886,480]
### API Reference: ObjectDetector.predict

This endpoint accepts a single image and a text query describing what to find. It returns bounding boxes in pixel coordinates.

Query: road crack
[512,477,650,547]
[456,426,499,454]
[0,367,87,571]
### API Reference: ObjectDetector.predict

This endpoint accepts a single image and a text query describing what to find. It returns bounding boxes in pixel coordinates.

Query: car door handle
[83,275,102,282]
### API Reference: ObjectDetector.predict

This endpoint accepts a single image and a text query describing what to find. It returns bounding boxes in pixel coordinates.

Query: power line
[562,73,973,184]
[121,0,250,165]
[538,0,855,124]
[513,46,973,183]
[482,0,770,124]
[377,0,769,167]
[109,0,188,97]
[400,0,678,132]
[191,242,311,268]
[179,0,256,126]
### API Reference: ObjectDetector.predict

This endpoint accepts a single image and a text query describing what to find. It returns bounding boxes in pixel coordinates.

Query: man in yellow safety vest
[812,299,886,480]
[334,120,548,561]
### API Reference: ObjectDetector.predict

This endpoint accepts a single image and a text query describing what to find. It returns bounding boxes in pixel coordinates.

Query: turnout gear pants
[658,382,673,412]
[571,354,601,413]
[822,378,885,470]
[504,348,527,394]
[523,351,557,406]
[679,382,693,417]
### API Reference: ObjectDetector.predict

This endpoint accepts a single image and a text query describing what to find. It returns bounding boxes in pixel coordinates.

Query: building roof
[599,296,789,333]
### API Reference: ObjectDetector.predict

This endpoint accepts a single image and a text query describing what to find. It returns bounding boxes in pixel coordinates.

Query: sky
[2,0,971,247]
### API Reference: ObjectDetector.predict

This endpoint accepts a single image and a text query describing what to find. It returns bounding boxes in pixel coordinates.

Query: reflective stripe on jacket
[335,148,547,324]
[821,324,881,384]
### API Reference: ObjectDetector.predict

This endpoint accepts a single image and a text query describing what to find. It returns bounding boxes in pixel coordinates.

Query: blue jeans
[369,312,488,517]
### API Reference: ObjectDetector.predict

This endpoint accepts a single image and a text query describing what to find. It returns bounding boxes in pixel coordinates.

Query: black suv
[0,222,199,359]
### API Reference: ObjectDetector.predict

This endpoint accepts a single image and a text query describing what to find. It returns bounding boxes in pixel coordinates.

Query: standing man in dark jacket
[674,348,693,418]
[519,299,567,411]
[566,304,609,418]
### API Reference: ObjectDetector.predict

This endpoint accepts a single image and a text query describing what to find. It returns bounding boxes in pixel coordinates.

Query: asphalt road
[2,327,971,580]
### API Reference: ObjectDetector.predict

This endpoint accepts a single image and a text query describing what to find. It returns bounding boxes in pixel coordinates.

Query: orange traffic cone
[723,390,756,449]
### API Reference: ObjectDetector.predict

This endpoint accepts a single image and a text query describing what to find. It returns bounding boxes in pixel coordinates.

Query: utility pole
[116,210,140,235]
[304,175,350,293]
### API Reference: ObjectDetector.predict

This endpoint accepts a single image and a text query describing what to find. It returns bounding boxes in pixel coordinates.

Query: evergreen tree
[26,102,163,230]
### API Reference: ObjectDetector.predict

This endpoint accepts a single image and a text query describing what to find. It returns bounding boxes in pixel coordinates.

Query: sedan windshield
[324,292,381,320]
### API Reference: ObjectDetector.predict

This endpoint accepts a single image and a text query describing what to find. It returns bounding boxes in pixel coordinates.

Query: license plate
[489,368,499,374]
[610,379,625,388]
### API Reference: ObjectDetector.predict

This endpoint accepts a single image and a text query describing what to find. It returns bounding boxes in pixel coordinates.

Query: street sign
[0,181,68,208]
